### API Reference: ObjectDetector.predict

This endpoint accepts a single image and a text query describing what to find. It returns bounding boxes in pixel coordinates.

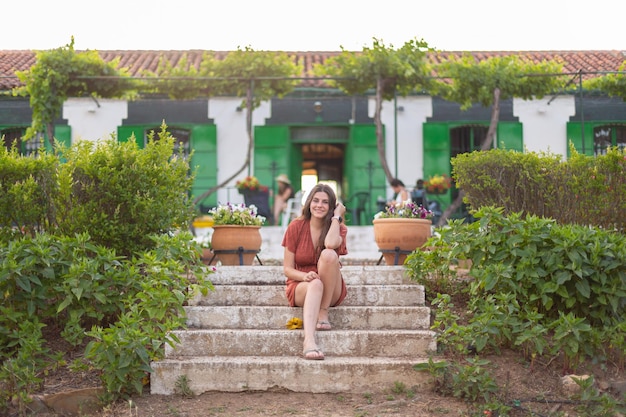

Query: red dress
[281,218,348,307]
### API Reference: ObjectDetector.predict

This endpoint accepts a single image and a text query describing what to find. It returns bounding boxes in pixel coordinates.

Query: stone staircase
[149,264,437,395]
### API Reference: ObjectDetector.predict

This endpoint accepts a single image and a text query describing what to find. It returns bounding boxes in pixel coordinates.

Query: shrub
[0,231,212,406]
[0,125,213,408]
[54,124,196,256]
[0,146,57,241]
[452,146,626,230]
[406,207,626,370]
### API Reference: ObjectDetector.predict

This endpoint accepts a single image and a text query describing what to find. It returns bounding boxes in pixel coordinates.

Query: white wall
[208,98,271,205]
[63,98,128,142]
[371,96,433,197]
[513,95,575,156]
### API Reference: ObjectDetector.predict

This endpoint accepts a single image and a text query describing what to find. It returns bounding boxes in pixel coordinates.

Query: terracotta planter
[201,248,213,265]
[210,225,262,265]
[373,218,432,265]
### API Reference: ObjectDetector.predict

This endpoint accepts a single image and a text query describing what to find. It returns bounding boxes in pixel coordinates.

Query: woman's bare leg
[294,279,324,358]
[316,249,343,324]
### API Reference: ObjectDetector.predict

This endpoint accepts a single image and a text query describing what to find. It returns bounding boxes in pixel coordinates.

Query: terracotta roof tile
[1,49,624,91]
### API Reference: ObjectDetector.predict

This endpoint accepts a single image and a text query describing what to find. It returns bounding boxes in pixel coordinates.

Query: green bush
[0,125,214,409]
[0,231,212,407]
[54,124,196,257]
[406,207,626,370]
[0,145,57,241]
[452,146,626,230]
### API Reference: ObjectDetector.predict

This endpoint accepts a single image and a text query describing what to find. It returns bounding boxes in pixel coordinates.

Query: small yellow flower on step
[285,317,303,330]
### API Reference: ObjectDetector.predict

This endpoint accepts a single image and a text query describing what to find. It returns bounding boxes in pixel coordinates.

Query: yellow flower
[285,317,303,330]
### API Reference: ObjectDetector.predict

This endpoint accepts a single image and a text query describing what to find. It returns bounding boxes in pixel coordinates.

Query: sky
[3,1,624,52]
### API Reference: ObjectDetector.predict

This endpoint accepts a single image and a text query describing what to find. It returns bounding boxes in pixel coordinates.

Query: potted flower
[235,176,271,221]
[424,174,452,194]
[235,176,269,193]
[372,201,433,265]
[208,203,266,265]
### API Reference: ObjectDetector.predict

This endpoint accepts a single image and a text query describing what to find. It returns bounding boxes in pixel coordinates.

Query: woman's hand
[334,202,346,217]
[303,271,319,282]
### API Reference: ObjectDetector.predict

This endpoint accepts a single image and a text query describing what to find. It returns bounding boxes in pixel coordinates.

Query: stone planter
[210,225,262,265]
[372,218,432,265]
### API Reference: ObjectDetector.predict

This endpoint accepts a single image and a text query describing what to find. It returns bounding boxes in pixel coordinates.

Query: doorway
[300,142,345,201]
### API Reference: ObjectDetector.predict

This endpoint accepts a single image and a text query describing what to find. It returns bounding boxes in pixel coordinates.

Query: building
[1,49,625,223]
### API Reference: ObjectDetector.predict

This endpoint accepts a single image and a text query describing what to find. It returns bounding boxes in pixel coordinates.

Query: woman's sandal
[316,320,332,331]
[303,348,325,360]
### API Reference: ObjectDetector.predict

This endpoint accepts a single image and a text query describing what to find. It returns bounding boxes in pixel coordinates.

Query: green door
[344,124,386,224]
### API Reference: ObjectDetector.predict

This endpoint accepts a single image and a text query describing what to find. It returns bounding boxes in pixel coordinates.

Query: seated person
[411,179,428,207]
[273,174,294,225]
[387,178,411,207]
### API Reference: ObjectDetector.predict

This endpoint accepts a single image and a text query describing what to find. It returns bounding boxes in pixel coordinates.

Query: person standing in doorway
[281,183,347,360]
[273,174,294,225]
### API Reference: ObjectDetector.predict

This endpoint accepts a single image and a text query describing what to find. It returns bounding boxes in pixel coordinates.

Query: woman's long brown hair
[300,183,338,259]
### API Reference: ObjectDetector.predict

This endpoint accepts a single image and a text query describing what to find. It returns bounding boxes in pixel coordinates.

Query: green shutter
[254,125,293,188]
[497,122,523,151]
[566,122,595,156]
[423,122,450,177]
[190,125,217,209]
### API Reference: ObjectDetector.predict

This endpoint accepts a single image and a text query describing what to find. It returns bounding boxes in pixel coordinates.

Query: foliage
[13,37,136,140]
[209,202,266,226]
[374,200,433,219]
[315,38,433,100]
[432,54,568,110]
[413,357,500,403]
[0,123,213,407]
[54,123,195,256]
[452,146,626,231]
[0,231,212,407]
[424,174,452,193]
[142,52,220,99]
[0,145,58,240]
[214,46,302,108]
[314,38,433,182]
[189,47,302,205]
[235,175,269,192]
[406,207,626,373]
[583,61,626,100]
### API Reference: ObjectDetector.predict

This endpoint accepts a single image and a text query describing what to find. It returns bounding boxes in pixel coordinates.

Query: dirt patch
[24,346,624,417]
[9,295,625,417]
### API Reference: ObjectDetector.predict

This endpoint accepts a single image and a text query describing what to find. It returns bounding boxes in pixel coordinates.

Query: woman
[281,183,347,360]
[388,178,411,206]
[273,174,294,225]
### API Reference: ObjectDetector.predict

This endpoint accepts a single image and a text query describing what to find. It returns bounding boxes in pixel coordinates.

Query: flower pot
[426,188,448,195]
[201,248,213,265]
[372,218,432,265]
[210,225,262,265]
[240,190,272,222]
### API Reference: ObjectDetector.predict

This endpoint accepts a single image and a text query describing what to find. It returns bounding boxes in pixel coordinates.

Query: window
[450,125,488,158]
[0,128,42,155]
[593,125,626,156]
[144,127,191,158]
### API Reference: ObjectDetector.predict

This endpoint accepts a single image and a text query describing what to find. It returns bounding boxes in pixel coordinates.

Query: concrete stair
[149,264,437,395]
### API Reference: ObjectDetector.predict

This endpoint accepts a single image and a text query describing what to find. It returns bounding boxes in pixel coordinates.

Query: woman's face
[309,191,331,220]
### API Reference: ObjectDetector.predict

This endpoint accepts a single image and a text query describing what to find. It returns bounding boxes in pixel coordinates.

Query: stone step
[150,263,437,396]
[190,284,425,307]
[184,305,432,330]
[150,356,433,395]
[202,265,412,285]
[165,329,437,358]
